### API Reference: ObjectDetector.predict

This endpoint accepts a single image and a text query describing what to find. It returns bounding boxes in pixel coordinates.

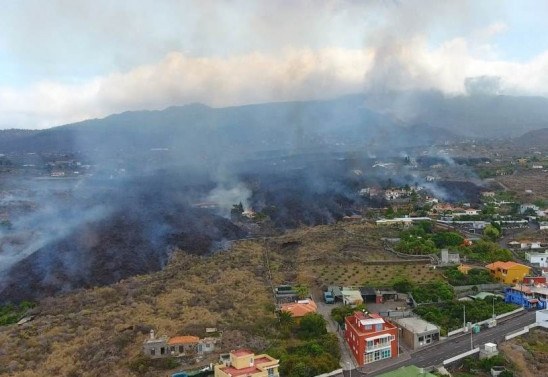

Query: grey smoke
[465,76,503,96]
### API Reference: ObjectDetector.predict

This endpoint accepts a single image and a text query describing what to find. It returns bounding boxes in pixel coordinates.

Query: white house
[526,251,548,267]
[536,309,548,328]
[520,241,543,249]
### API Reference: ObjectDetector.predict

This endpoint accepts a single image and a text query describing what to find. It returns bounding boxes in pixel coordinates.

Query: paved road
[335,310,536,376]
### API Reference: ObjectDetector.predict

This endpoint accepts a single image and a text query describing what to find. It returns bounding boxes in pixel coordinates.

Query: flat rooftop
[396,317,439,333]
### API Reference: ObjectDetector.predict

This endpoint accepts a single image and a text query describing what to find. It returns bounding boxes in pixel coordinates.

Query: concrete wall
[443,348,480,365]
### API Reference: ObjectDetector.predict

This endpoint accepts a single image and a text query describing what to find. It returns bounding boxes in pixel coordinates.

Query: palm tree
[278,310,295,331]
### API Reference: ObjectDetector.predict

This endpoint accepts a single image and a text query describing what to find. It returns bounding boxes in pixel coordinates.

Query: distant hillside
[365,91,548,138]
[514,127,548,147]
[0,95,458,160]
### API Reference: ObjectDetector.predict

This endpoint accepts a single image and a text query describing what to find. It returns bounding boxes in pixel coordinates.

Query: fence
[452,284,505,294]
[442,347,480,365]
[504,323,538,341]
[447,307,524,336]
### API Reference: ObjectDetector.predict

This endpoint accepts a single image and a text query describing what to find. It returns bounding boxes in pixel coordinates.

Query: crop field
[264,222,442,287]
[496,170,548,201]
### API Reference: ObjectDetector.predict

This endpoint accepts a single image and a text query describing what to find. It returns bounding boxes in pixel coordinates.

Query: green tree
[432,232,464,248]
[294,285,309,299]
[278,310,295,336]
[298,313,327,340]
[331,304,365,326]
[483,224,500,242]
[393,278,414,293]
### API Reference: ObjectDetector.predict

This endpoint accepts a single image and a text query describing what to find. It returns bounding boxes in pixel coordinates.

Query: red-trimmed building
[344,312,399,366]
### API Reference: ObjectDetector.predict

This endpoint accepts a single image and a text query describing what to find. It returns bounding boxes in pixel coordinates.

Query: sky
[1,0,548,129]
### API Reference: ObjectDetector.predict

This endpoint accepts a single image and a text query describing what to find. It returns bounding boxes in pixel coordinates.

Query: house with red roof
[279,299,317,322]
[344,312,399,366]
[142,330,217,359]
[485,261,531,285]
[214,349,279,377]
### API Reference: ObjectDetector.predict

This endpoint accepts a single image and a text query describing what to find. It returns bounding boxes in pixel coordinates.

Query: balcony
[366,342,392,351]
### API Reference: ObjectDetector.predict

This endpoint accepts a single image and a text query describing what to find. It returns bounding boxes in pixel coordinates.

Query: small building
[518,240,543,249]
[536,309,548,328]
[504,285,548,309]
[520,204,540,214]
[274,285,298,303]
[279,299,317,322]
[168,336,200,356]
[143,330,169,358]
[485,261,531,285]
[523,276,547,285]
[479,343,499,360]
[143,330,217,359]
[458,264,473,275]
[395,317,440,350]
[540,222,548,230]
[440,249,460,265]
[214,349,279,377]
[525,251,548,267]
[360,287,378,303]
[328,286,343,302]
[341,288,364,306]
[344,312,398,366]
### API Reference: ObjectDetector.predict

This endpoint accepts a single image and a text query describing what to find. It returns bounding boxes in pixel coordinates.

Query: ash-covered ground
[0,148,483,303]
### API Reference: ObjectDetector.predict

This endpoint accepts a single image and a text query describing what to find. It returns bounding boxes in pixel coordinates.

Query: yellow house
[485,261,531,284]
[214,349,279,377]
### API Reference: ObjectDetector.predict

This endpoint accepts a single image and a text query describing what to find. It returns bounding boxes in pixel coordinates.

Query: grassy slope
[0,221,440,377]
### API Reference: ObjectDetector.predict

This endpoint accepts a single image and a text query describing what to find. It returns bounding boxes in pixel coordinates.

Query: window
[375,324,383,331]
[150,348,155,356]
[268,368,275,377]
[365,348,392,364]
[160,347,165,355]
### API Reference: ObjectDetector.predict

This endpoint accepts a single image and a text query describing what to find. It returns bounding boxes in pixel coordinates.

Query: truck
[324,291,335,304]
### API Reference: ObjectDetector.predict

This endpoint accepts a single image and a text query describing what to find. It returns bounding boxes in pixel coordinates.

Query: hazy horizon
[2,0,548,129]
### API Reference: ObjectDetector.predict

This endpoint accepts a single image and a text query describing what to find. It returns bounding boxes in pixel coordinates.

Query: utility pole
[470,325,473,350]
[463,305,466,330]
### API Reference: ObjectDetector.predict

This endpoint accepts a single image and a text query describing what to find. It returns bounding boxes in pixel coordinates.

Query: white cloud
[0,48,373,129]
[2,16,548,129]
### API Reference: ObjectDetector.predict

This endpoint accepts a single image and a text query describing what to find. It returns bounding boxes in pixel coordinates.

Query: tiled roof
[485,261,530,270]
[280,299,317,318]
[220,366,262,377]
[168,336,199,345]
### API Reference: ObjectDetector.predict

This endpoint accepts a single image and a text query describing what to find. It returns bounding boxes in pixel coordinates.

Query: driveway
[313,293,358,370]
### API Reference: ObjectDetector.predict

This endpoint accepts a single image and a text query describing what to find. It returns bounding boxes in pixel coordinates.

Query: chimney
[150,329,155,340]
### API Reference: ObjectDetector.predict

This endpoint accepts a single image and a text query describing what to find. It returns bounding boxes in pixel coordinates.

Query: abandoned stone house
[143,330,217,359]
